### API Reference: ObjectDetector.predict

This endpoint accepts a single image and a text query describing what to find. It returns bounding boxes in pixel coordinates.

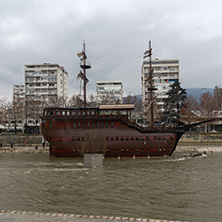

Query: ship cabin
[42,104,135,119]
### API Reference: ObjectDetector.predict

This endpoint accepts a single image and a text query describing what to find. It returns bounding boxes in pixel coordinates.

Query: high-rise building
[141,58,179,114]
[96,81,123,104]
[24,63,68,133]
[25,63,68,105]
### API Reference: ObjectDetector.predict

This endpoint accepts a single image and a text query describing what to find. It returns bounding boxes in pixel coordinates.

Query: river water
[0,152,222,222]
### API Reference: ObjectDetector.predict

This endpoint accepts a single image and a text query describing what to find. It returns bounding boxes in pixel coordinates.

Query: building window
[78,122,81,128]
[71,110,76,116]
[62,110,65,115]
[87,122,90,128]
[92,122,95,128]
[82,122,86,128]
[73,123,76,128]
[111,122,114,128]
[67,110,70,116]
[101,122,104,128]
[96,122,100,128]
[49,122,52,128]
[106,122,109,128]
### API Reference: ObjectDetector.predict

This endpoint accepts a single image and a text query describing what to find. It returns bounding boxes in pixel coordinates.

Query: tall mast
[144,40,156,127]
[77,40,91,108]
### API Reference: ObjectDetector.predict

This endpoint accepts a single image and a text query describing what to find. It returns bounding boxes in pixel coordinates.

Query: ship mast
[144,40,156,127]
[77,40,91,108]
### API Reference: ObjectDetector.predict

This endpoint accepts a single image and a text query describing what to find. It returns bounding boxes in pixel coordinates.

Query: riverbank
[0,145,221,154]
[0,147,49,154]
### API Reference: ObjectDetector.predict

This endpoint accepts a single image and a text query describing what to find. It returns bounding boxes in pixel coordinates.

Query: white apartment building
[96,81,123,104]
[13,85,25,101]
[25,63,68,106]
[141,59,179,113]
[24,63,68,133]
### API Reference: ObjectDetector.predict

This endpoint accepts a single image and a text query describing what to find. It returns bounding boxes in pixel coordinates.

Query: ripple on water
[0,153,222,221]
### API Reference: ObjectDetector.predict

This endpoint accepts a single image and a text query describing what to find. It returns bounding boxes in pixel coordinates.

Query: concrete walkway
[0,210,189,222]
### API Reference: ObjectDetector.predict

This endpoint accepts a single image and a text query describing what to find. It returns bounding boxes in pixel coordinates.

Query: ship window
[87,122,90,128]
[106,122,109,128]
[56,110,60,115]
[141,136,144,140]
[48,110,54,115]
[131,137,134,141]
[71,110,76,116]
[82,122,86,128]
[101,122,104,128]
[126,136,129,141]
[67,110,70,116]
[116,137,119,141]
[73,123,76,128]
[49,122,52,128]
[111,122,114,128]
[120,137,124,141]
[92,122,95,128]
[62,110,65,115]
[78,122,81,128]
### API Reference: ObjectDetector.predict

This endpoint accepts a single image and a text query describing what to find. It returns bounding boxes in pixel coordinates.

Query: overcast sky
[1,0,222,100]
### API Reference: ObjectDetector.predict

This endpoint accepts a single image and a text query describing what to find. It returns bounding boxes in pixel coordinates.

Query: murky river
[0,152,222,222]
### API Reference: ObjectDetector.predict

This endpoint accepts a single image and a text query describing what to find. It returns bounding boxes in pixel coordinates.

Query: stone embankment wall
[179,131,222,145]
[0,134,43,147]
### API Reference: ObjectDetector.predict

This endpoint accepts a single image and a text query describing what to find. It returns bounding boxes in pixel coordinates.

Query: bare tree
[80,130,106,154]
[68,94,84,107]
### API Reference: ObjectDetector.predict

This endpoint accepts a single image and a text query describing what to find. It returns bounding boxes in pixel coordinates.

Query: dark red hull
[41,107,186,158]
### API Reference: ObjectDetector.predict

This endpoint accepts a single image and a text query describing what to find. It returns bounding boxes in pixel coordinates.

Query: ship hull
[41,121,185,158]
[40,106,191,158]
